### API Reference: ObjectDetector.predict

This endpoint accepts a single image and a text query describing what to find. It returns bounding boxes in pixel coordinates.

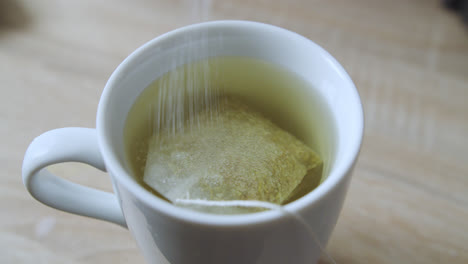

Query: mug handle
[22,127,127,227]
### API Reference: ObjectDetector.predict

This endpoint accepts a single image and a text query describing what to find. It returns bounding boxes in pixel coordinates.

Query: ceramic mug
[22,21,363,264]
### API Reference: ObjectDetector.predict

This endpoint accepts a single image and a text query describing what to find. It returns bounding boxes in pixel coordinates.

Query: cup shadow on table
[0,0,31,34]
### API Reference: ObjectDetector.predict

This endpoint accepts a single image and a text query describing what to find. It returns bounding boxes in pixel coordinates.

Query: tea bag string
[175,199,337,264]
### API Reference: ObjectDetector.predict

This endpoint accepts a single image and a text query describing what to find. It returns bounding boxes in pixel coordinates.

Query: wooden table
[2,0,467,263]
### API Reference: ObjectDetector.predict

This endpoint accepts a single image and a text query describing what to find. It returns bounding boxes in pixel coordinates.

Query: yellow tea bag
[143,96,322,211]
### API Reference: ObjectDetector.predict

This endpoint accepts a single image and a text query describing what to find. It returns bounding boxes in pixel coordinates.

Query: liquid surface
[124,56,335,205]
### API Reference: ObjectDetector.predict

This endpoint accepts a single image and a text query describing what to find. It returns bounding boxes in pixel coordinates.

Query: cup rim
[97,20,364,226]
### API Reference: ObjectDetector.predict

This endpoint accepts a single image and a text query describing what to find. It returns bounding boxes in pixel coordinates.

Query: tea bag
[143,96,322,213]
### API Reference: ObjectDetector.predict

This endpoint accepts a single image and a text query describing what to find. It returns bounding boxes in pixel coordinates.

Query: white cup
[22,21,363,264]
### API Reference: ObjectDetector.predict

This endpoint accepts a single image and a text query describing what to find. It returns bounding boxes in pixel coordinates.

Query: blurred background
[1,0,467,263]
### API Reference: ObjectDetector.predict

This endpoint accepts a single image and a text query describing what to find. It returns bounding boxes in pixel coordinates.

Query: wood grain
[1,0,467,263]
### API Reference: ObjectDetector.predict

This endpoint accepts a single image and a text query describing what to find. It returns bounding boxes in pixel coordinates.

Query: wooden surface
[1,0,467,263]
